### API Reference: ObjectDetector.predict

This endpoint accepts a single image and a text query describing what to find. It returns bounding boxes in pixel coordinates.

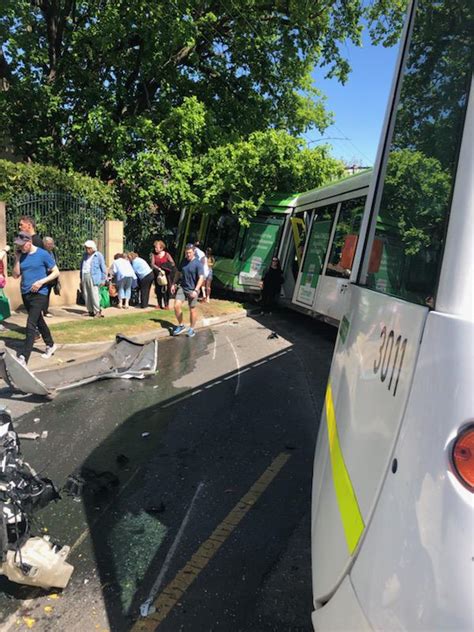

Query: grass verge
[0,300,245,345]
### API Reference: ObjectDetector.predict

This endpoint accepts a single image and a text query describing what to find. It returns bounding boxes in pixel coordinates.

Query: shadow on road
[1,309,337,631]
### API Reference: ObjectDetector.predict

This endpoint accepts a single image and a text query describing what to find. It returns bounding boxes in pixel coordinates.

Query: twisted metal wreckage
[0,336,158,589]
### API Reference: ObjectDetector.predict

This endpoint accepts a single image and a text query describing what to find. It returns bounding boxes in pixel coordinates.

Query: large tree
[0,1,406,173]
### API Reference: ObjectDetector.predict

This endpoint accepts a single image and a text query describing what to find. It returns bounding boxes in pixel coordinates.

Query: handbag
[156,269,168,287]
[99,285,111,309]
[0,289,11,322]
[76,288,85,306]
[53,278,61,296]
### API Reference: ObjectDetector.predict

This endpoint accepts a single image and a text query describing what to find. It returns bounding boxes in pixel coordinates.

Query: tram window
[325,197,365,278]
[300,204,337,281]
[366,0,472,305]
[206,213,240,258]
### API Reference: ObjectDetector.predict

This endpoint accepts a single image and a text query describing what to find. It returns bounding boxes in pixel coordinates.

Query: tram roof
[263,192,300,210]
[294,169,373,208]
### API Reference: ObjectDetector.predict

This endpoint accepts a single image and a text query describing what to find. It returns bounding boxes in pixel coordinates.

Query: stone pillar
[0,201,6,247]
[105,220,124,267]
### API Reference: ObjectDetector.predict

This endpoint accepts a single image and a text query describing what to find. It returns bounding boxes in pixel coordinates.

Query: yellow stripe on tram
[325,383,365,554]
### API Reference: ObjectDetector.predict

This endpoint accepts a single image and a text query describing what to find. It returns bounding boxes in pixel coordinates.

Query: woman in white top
[110,253,137,309]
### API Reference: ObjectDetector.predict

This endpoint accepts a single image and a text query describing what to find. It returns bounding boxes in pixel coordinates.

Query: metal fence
[7,193,106,270]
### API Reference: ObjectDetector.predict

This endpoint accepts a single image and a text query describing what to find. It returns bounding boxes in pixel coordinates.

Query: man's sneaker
[172,325,186,336]
[17,355,26,367]
[186,328,196,338]
[41,344,57,359]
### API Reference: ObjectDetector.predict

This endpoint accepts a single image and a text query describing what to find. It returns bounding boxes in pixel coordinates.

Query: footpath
[0,296,251,419]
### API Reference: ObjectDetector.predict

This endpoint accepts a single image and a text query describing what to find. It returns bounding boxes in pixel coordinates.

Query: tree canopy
[0,0,407,236]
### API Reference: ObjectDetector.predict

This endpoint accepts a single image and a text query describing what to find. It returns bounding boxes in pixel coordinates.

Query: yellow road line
[325,383,365,554]
[132,452,291,631]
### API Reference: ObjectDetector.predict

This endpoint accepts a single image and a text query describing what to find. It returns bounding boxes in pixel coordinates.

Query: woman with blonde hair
[150,240,175,309]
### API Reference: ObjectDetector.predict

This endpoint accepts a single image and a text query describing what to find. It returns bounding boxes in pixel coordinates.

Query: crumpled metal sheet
[0,335,158,398]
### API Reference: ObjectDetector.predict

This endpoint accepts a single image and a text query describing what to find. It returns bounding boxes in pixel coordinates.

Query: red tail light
[452,425,474,491]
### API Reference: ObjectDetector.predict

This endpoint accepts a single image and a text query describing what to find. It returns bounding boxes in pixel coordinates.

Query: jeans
[117,276,133,300]
[21,293,54,362]
[82,273,100,315]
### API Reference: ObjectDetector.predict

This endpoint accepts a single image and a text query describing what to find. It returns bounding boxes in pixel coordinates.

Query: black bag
[53,279,61,296]
[76,288,85,306]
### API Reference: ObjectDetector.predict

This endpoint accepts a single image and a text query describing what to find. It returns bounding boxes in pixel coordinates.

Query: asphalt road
[0,309,336,632]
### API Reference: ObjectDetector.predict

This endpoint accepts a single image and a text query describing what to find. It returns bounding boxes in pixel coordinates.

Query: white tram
[311,0,473,630]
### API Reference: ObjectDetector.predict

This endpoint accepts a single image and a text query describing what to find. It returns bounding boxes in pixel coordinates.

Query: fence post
[0,201,6,247]
[105,220,124,267]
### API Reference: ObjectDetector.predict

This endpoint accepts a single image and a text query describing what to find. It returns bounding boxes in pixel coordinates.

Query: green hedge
[0,160,123,219]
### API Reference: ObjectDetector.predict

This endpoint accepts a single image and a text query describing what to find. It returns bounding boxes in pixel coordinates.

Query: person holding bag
[150,240,175,309]
[80,240,107,318]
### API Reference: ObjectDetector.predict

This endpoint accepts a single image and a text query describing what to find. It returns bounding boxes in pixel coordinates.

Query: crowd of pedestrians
[1,215,285,364]
[1,218,218,364]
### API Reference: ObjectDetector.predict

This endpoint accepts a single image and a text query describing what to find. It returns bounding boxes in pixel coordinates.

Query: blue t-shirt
[20,248,56,296]
[179,257,204,292]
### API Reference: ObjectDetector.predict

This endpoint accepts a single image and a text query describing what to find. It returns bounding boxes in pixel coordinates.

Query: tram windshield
[366,0,473,305]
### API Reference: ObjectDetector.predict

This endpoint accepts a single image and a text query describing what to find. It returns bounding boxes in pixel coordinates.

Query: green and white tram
[311,1,473,630]
[175,192,299,295]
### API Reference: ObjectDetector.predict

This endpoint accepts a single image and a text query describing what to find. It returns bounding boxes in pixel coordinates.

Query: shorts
[206,270,213,281]
[175,286,198,307]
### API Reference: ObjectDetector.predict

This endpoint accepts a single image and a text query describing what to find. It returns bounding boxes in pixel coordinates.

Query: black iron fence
[7,192,106,270]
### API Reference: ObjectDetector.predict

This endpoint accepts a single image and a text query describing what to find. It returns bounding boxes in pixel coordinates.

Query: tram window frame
[360,0,472,307]
[324,197,365,279]
[205,213,241,259]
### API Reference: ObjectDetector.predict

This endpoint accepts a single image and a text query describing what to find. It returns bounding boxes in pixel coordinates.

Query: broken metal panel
[0,335,158,397]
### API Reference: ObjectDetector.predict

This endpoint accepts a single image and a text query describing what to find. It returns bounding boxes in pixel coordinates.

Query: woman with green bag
[0,245,11,331]
[80,240,107,318]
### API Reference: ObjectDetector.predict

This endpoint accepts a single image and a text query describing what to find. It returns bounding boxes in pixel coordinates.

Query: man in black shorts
[171,244,204,338]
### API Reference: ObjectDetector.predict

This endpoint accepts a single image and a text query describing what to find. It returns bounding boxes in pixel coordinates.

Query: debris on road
[0,335,158,398]
[268,331,279,339]
[0,407,74,590]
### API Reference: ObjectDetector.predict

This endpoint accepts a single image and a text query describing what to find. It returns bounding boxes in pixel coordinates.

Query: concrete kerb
[61,307,256,351]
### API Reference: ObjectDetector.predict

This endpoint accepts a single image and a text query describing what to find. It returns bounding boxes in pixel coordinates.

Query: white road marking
[212,332,217,360]
[226,336,241,396]
[139,481,206,617]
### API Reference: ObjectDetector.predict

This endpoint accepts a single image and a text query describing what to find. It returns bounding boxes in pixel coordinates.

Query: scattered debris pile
[0,407,73,589]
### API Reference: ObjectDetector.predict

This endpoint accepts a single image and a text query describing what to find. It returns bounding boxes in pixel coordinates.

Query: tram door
[313,197,365,322]
[292,204,336,310]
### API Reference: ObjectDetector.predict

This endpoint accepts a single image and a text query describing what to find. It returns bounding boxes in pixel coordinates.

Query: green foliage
[0,0,405,173]
[196,130,345,223]
[382,149,451,255]
[0,160,123,219]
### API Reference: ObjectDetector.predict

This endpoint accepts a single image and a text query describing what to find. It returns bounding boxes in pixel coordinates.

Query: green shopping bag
[99,285,111,309]
[0,289,11,322]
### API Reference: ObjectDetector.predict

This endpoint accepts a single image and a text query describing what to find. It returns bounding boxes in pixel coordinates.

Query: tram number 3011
[373,326,408,397]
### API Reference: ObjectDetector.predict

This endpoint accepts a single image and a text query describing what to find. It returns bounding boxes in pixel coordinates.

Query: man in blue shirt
[171,244,204,337]
[12,232,60,365]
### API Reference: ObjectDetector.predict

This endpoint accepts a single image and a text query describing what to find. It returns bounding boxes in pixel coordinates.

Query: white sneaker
[17,355,26,367]
[41,344,57,359]
[0,324,5,331]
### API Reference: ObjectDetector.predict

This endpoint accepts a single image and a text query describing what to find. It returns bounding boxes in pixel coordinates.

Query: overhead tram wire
[332,124,373,164]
